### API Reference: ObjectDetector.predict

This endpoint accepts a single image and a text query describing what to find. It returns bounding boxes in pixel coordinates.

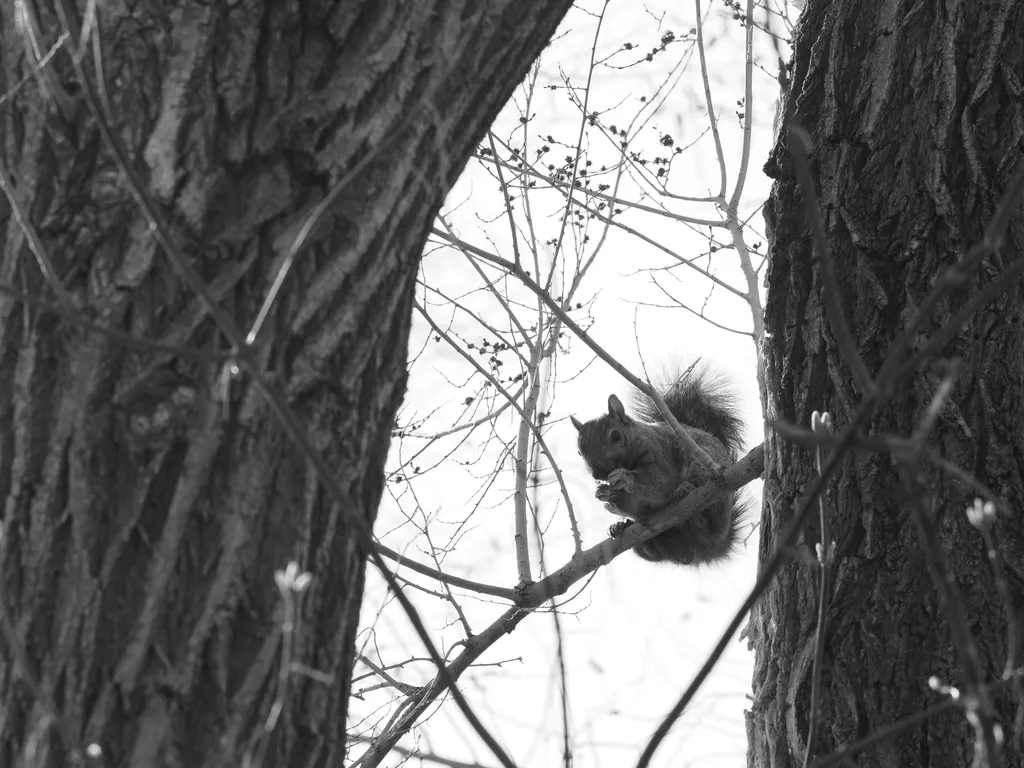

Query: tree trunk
[749,2,1024,767]
[0,1,573,765]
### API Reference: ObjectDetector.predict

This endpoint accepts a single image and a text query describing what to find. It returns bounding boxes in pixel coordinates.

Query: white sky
[350,2,796,765]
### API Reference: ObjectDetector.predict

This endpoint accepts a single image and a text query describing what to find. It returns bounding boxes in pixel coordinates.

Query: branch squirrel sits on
[570,364,745,566]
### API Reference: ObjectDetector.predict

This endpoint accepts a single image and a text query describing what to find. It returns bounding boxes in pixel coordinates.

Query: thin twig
[0,158,74,308]
[0,282,231,363]
[802,411,832,768]
[727,0,756,212]
[0,32,68,109]
[693,0,728,199]
[903,488,1003,768]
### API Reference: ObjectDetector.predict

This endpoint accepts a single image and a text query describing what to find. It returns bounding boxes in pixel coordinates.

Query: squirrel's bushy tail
[631,361,744,456]
[636,362,749,566]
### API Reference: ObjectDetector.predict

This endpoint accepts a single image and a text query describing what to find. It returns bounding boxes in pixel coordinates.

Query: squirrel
[570,363,745,566]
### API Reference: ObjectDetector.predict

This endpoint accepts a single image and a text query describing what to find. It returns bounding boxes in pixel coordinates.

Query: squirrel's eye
[609,429,623,445]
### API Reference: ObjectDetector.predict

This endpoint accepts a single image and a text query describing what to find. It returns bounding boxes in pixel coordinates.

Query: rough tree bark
[749,2,1024,767]
[0,1,573,765]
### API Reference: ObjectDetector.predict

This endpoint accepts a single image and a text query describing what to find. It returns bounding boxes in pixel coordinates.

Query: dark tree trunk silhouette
[750,2,1024,767]
[0,1,573,765]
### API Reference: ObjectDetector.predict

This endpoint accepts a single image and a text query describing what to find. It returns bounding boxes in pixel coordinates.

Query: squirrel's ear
[607,394,627,420]
[570,415,584,432]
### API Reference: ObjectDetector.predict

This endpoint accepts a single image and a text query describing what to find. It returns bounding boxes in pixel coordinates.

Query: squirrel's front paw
[669,481,696,505]
[606,467,635,492]
[608,520,634,538]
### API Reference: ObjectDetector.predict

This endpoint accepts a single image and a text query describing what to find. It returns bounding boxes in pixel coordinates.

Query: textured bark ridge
[750,2,1024,767]
[0,1,572,765]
